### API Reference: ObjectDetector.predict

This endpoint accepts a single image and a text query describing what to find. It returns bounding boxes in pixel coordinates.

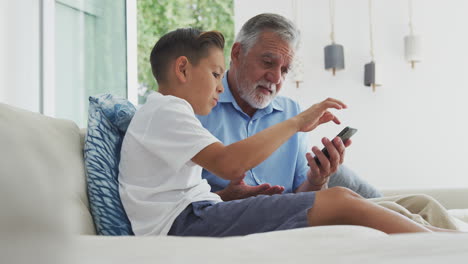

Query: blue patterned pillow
[84,94,136,235]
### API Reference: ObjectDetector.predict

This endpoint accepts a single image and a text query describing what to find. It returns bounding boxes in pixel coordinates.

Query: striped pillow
[84,94,136,235]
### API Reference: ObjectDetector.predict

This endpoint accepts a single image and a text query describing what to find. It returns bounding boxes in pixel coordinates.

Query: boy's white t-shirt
[118,92,222,236]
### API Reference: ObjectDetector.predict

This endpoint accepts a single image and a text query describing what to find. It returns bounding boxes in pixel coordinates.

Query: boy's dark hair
[150,28,225,84]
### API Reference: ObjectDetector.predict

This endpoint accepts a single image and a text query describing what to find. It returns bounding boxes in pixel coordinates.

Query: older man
[197,13,381,201]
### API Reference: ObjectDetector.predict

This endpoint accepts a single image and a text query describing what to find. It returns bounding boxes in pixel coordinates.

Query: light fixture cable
[329,0,335,43]
[368,0,375,61]
[408,0,414,35]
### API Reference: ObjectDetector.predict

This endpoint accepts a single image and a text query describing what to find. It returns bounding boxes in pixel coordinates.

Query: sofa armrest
[381,188,468,210]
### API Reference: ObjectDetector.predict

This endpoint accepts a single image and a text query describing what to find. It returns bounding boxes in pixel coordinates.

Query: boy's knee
[333,187,369,214]
[319,187,363,214]
[308,187,366,226]
[326,186,361,200]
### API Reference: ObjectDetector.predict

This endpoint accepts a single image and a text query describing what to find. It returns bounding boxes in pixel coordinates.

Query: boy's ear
[230,42,242,67]
[174,56,189,83]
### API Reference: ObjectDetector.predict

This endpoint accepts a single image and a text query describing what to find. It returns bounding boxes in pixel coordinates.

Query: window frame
[39,0,137,118]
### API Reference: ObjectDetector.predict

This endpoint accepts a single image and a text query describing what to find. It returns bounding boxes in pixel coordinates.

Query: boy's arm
[192,98,346,182]
[193,118,300,181]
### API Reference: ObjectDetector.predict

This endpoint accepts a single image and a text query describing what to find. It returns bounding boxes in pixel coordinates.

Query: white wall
[234,0,468,189]
[0,0,40,112]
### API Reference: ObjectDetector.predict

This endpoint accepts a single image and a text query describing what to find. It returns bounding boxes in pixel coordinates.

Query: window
[38,0,233,126]
[53,0,128,127]
[137,0,234,104]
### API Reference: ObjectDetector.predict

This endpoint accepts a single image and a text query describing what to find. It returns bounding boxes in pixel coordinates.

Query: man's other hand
[216,177,284,201]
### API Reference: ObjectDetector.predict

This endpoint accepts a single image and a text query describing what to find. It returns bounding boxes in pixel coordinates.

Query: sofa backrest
[0,103,96,235]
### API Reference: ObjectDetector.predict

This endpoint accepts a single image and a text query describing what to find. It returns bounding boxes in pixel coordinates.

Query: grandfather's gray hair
[235,13,300,54]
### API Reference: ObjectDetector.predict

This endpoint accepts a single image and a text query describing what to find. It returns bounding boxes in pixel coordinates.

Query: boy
[118,28,432,237]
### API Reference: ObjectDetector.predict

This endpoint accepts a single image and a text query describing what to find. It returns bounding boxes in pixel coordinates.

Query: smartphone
[312,126,358,166]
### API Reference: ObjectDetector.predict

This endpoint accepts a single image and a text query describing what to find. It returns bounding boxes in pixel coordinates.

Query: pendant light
[364,0,382,92]
[291,0,304,88]
[404,0,422,69]
[291,58,304,88]
[324,0,345,75]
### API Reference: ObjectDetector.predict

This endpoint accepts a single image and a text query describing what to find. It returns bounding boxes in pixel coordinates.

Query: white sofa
[1,102,468,264]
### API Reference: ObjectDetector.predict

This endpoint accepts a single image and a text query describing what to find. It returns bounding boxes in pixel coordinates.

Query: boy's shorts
[168,192,316,237]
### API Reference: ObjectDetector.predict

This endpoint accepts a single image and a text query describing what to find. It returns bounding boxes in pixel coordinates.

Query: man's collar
[220,71,284,112]
[270,98,284,112]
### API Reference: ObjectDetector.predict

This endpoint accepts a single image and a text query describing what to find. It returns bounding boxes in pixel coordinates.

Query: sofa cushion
[74,230,468,263]
[84,94,136,235]
[0,103,96,235]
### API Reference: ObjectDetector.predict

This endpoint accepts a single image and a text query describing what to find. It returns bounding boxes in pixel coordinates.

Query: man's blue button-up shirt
[197,72,310,193]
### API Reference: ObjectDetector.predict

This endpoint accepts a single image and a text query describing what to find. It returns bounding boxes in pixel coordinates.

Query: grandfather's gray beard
[235,72,275,110]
